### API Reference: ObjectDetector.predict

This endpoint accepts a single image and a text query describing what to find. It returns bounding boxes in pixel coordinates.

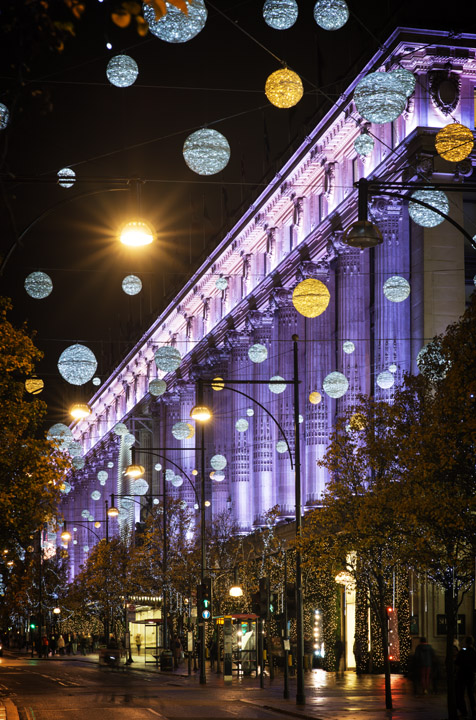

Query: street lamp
[69,402,91,420]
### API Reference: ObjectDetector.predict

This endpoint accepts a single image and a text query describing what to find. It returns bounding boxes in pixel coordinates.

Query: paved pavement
[0,649,451,720]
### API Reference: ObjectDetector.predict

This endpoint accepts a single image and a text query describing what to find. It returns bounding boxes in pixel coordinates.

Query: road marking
[147,709,167,718]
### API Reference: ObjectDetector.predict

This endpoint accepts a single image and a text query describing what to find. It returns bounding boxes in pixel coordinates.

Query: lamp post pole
[199,408,207,684]
[293,334,305,706]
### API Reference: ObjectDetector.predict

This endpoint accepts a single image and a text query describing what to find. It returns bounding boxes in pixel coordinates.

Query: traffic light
[269,591,276,616]
[198,577,212,621]
[29,616,37,630]
[259,577,269,619]
[286,582,297,618]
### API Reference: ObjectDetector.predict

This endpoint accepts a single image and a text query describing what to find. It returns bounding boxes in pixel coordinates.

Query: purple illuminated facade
[61,27,476,583]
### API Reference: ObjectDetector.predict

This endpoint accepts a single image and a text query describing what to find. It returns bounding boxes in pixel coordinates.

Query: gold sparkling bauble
[25,377,44,394]
[292,278,330,318]
[349,412,365,431]
[435,123,474,162]
[309,391,322,404]
[211,377,225,391]
[265,68,303,109]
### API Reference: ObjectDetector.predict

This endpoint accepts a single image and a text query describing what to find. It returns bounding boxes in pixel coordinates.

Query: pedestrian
[304,635,313,671]
[208,635,217,670]
[334,638,344,675]
[49,634,57,656]
[456,635,476,718]
[135,633,142,656]
[353,637,363,674]
[57,634,65,655]
[414,637,434,694]
[173,635,182,669]
[71,633,78,655]
[41,635,49,658]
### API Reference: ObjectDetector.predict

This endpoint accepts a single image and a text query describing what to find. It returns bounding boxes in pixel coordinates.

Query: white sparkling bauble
[383,276,410,303]
[92,377,101,386]
[132,478,149,495]
[154,345,182,373]
[107,461,114,468]
[91,491,101,501]
[213,471,225,482]
[183,129,230,176]
[120,496,134,510]
[263,0,298,29]
[246,408,254,417]
[0,103,10,129]
[235,418,249,432]
[389,67,416,97]
[83,545,89,553]
[123,433,136,447]
[144,0,207,43]
[47,423,73,450]
[354,133,374,156]
[389,364,398,373]
[165,469,175,482]
[149,379,167,396]
[172,421,193,440]
[154,463,162,471]
[114,423,128,436]
[276,440,288,453]
[377,370,395,389]
[210,454,227,470]
[122,275,142,295]
[106,55,139,87]
[61,481,71,494]
[313,0,349,30]
[58,344,97,386]
[323,371,349,398]
[81,510,90,519]
[24,271,53,299]
[354,71,407,124]
[408,189,449,228]
[171,475,183,487]
[68,441,83,458]
[57,167,76,188]
[269,375,286,394]
[215,277,228,290]
[73,456,85,470]
[248,344,268,363]
[97,470,108,483]
[343,341,355,354]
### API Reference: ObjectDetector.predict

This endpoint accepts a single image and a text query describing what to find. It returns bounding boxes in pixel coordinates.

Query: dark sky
[1,0,475,426]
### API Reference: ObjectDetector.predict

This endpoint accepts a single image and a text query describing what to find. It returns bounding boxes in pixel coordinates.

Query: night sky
[0,0,474,427]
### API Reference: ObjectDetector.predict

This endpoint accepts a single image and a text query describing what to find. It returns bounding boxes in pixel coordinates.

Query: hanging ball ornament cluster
[383,275,410,303]
[263,0,298,29]
[0,103,10,130]
[144,0,207,43]
[24,271,53,299]
[313,0,349,30]
[58,344,98,386]
[323,371,349,398]
[57,167,76,188]
[25,377,44,394]
[149,379,167,397]
[408,188,449,228]
[292,278,330,318]
[265,68,303,109]
[154,345,182,373]
[248,343,268,363]
[435,123,474,162]
[122,275,142,295]
[354,133,374,157]
[106,55,139,87]
[354,70,412,124]
[183,129,230,176]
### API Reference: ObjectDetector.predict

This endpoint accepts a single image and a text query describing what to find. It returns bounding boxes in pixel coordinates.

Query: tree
[0,298,70,553]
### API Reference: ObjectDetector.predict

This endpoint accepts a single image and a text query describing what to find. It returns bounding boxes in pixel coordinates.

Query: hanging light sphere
[229,584,243,597]
[435,123,474,162]
[108,461,114,468]
[143,0,207,43]
[154,463,162,472]
[94,522,101,529]
[121,496,134,510]
[276,440,288,454]
[0,103,10,129]
[68,441,83,458]
[343,220,383,250]
[246,408,254,417]
[122,275,142,295]
[92,377,101,386]
[183,129,230,176]
[211,454,227,470]
[215,276,228,290]
[248,344,268,363]
[149,378,167,397]
[25,377,44,394]
[70,402,91,420]
[263,0,298,29]
[389,364,398,374]
[61,481,71,494]
[154,345,182,373]
[114,423,128,436]
[172,421,194,440]
[123,433,136,446]
[211,377,225,391]
[106,54,139,87]
[354,71,408,124]
[265,68,303,109]
[269,375,286,394]
[343,341,355,354]
[408,189,449,228]
[24,271,53,299]
[47,423,73,450]
[377,370,395,389]
[313,0,349,30]
[389,67,416,98]
[383,275,410,302]
[57,167,76,188]
[91,490,101,501]
[81,510,90,519]
[171,475,184,488]
[213,471,225,482]
[73,457,85,470]
[309,391,322,405]
[132,478,149,495]
[119,219,154,247]
[354,133,374,157]
[323,371,348,398]
[292,278,330,318]
[97,470,108,483]
[235,418,249,432]
[58,344,97,386]
[165,469,175,482]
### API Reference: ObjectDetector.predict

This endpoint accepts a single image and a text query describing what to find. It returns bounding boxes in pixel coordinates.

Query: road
[0,651,450,720]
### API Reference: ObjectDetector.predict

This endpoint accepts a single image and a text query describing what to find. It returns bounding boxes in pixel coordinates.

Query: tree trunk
[444,586,458,720]
[380,607,393,709]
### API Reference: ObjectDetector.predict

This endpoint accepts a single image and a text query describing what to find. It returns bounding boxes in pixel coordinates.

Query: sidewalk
[1,649,450,720]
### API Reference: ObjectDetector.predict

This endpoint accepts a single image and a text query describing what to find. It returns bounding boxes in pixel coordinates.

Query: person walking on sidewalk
[135,633,142,656]
[414,637,434,694]
[456,635,476,719]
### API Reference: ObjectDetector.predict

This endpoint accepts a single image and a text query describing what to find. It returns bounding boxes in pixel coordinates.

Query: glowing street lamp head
[69,402,91,420]
[107,505,119,517]
[119,219,154,247]
[124,463,145,478]
[190,404,212,422]
[61,530,72,542]
[229,585,243,597]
